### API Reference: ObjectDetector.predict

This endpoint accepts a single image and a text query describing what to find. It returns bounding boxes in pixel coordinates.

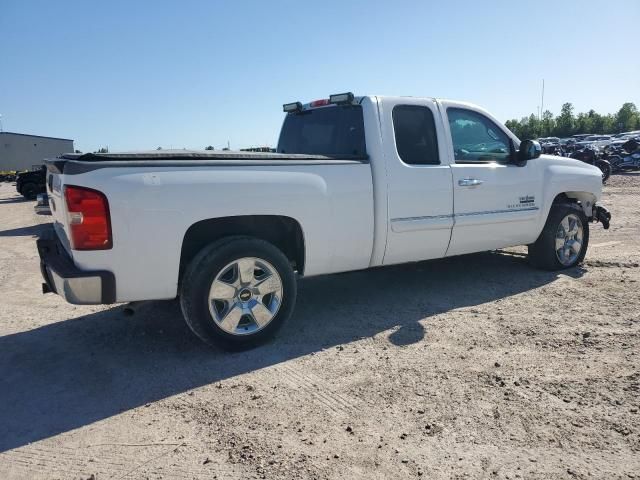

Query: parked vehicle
[582,135,613,148]
[609,152,640,172]
[569,146,612,183]
[16,166,46,199]
[571,134,593,143]
[538,137,561,145]
[0,171,18,182]
[37,93,612,349]
[621,137,640,153]
[536,137,560,154]
[603,139,640,172]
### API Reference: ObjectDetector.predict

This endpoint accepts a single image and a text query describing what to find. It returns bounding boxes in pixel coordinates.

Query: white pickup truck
[38,93,611,349]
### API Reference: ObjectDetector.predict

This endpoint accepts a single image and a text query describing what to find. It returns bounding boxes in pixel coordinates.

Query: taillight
[64,185,112,250]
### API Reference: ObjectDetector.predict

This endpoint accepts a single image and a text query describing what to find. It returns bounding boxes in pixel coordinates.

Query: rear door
[380,97,454,265]
[440,101,544,256]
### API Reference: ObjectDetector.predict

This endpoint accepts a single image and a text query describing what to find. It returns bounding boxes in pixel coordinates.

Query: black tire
[21,182,38,199]
[528,203,589,270]
[179,236,297,350]
[595,160,611,184]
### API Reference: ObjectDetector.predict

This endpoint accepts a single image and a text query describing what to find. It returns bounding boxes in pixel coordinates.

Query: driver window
[447,108,510,163]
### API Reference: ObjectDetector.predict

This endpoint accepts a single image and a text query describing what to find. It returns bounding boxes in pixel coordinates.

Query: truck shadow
[0,250,583,452]
[0,224,48,237]
[0,196,29,204]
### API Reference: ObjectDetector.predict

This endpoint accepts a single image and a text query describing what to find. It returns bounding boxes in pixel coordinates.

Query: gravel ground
[0,178,638,480]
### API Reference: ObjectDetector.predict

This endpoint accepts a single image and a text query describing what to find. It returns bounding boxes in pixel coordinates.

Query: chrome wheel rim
[555,214,584,266]
[208,257,283,336]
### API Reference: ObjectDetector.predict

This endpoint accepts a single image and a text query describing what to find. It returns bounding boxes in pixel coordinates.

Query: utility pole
[540,79,545,120]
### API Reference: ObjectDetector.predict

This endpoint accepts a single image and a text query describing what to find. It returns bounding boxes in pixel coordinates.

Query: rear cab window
[392,105,440,165]
[277,105,366,157]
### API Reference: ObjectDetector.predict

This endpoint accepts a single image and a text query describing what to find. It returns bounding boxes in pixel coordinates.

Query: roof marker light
[329,92,354,105]
[283,102,302,113]
[309,99,330,108]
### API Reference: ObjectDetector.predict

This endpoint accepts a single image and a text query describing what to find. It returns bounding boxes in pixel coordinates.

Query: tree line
[505,102,640,140]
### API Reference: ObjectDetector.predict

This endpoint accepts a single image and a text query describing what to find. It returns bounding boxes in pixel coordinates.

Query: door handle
[458,178,484,187]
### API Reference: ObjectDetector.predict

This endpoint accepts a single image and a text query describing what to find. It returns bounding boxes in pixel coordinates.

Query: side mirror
[510,139,541,166]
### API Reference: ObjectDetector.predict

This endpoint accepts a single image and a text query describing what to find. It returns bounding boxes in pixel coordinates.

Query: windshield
[277,105,366,156]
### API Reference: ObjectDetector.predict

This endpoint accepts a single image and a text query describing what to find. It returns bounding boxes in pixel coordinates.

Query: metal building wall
[0,133,74,171]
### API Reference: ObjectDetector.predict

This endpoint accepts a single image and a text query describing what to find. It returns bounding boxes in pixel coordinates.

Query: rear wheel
[180,236,297,350]
[528,203,589,270]
[21,182,38,199]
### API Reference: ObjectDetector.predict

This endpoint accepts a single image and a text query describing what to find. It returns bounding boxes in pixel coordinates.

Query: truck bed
[48,150,368,175]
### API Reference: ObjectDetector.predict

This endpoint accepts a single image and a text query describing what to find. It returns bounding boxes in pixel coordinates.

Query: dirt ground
[0,177,638,480]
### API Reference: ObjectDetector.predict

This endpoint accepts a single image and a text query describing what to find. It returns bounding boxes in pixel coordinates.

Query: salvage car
[37,93,611,349]
[16,166,46,199]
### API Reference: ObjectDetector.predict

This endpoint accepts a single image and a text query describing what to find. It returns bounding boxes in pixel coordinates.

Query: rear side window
[392,105,440,165]
[277,105,366,156]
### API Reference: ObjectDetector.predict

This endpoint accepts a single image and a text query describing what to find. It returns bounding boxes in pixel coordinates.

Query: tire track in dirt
[0,443,235,480]
[270,363,361,418]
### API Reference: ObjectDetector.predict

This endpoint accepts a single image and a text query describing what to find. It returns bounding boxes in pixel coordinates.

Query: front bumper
[592,205,611,230]
[37,227,116,305]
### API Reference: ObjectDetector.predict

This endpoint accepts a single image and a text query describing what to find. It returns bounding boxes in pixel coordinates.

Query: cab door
[440,102,544,256]
[380,97,454,265]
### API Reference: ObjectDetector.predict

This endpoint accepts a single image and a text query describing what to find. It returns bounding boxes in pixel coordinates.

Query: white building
[0,132,74,171]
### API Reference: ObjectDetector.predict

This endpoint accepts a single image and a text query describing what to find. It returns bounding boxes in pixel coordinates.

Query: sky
[1,0,639,152]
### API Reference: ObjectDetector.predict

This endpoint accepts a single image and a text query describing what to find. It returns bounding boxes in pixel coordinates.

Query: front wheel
[528,203,589,270]
[180,236,297,350]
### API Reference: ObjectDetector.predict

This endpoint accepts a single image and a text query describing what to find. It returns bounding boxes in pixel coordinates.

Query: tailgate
[45,166,73,255]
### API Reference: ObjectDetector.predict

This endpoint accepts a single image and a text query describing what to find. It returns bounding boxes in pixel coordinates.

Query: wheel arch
[533,190,596,242]
[553,191,596,217]
[179,215,306,283]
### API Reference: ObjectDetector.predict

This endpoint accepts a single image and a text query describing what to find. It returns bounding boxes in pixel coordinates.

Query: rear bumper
[37,227,116,305]
[34,194,51,215]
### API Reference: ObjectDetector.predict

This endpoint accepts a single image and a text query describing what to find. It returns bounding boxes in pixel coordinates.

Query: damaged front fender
[592,205,611,230]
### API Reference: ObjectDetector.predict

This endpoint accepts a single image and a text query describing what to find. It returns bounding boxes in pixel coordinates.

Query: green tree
[205,145,215,150]
[505,101,637,139]
[505,119,522,137]
[594,114,615,134]
[575,112,593,135]
[555,103,575,137]
[541,110,555,137]
[615,103,639,133]
[517,114,541,140]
